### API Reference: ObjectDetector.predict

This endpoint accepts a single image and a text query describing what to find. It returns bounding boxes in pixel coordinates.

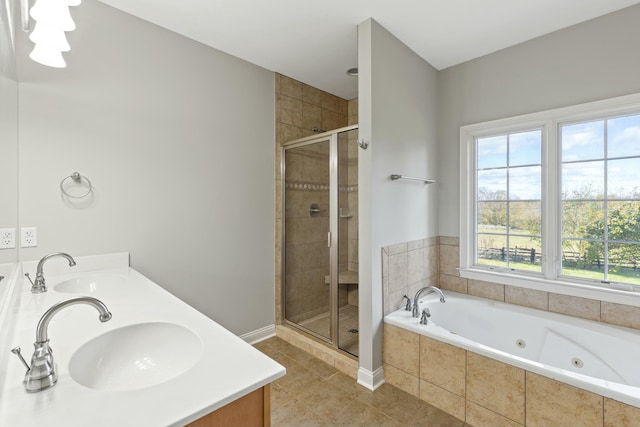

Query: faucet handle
[420,309,430,325]
[24,273,34,287]
[402,295,412,311]
[11,346,31,371]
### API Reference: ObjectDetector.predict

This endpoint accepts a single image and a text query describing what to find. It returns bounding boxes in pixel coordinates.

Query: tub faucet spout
[13,296,112,392]
[25,252,76,293]
[412,286,445,318]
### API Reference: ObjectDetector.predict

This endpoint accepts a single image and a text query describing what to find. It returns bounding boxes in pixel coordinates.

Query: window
[561,115,640,284]
[460,93,640,299]
[476,130,542,273]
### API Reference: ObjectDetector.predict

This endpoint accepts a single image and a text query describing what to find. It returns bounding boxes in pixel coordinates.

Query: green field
[476,226,640,285]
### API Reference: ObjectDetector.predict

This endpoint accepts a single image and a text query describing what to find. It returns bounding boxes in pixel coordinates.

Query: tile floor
[298,304,359,356]
[254,337,470,427]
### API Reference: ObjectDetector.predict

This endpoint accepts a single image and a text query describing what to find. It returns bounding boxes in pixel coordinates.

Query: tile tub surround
[0,253,285,426]
[382,237,440,316]
[383,323,640,426]
[382,236,640,332]
[437,237,640,332]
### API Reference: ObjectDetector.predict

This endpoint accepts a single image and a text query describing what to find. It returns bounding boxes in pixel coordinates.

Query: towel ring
[60,172,93,198]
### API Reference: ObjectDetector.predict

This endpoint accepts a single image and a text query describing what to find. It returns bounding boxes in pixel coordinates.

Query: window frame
[459,92,640,307]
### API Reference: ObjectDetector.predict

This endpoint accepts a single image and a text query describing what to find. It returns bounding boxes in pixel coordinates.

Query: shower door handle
[327,232,331,248]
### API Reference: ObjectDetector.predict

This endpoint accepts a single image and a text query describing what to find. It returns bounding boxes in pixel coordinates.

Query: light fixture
[30,22,71,51]
[29,43,66,68]
[30,0,76,31]
[21,0,82,68]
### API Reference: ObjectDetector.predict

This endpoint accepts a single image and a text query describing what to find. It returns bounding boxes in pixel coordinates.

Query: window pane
[608,114,640,159]
[608,243,640,285]
[561,161,604,199]
[510,201,541,235]
[561,239,605,282]
[608,158,640,199]
[509,166,541,200]
[607,201,640,243]
[508,244,542,272]
[477,135,507,169]
[477,169,506,200]
[478,202,507,229]
[562,201,604,239]
[509,130,541,166]
[561,120,604,162]
[477,233,507,269]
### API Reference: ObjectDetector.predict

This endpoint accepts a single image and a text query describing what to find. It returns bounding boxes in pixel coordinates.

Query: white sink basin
[54,275,125,293]
[69,322,202,391]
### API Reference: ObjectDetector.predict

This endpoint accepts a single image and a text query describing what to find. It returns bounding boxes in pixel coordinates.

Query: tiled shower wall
[275,73,358,324]
[383,236,640,329]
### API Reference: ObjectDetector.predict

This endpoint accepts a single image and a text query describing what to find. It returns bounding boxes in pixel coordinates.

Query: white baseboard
[357,366,385,391]
[240,324,276,345]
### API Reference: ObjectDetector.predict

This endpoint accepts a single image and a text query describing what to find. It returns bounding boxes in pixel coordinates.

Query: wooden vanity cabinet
[187,385,271,427]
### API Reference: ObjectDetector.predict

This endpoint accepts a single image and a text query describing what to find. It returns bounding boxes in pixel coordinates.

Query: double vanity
[0,253,285,426]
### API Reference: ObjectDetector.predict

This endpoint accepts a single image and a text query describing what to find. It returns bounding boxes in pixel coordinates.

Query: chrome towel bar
[390,174,435,184]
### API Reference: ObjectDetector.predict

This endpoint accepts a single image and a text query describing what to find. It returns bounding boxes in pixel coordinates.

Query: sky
[476,114,640,201]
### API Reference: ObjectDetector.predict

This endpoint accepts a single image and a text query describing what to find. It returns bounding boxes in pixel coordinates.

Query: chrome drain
[571,358,584,368]
[516,339,526,348]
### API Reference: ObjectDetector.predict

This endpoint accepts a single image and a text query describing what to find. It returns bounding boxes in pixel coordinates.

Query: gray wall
[438,4,640,237]
[0,0,17,265]
[358,19,438,375]
[16,1,275,336]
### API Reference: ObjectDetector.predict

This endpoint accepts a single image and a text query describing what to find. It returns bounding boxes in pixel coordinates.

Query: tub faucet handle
[403,295,412,311]
[420,308,431,325]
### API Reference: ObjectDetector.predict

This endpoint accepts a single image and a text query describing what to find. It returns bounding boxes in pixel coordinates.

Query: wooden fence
[480,247,639,270]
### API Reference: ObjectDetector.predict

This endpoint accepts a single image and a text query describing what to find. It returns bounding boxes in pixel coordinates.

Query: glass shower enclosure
[281,125,359,356]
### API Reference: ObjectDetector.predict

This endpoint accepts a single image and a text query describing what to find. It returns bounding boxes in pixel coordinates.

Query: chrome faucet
[25,252,76,293]
[11,296,112,392]
[412,285,445,318]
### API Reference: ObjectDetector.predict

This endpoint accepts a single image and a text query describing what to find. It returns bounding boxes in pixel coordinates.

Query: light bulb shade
[30,0,76,31]
[30,22,71,51]
[30,43,67,68]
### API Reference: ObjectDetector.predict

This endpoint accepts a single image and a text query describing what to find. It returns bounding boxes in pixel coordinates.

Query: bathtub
[384,291,640,409]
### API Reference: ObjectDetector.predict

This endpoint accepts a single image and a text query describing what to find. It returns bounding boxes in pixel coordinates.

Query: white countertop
[0,253,285,427]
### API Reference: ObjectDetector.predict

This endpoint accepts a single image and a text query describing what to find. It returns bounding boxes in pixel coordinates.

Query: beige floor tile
[296,381,357,423]
[272,398,326,427]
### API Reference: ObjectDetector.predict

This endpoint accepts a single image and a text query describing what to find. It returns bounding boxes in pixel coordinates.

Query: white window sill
[458,267,640,308]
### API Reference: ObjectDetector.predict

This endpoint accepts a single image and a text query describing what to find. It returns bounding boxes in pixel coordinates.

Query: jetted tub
[384,291,640,408]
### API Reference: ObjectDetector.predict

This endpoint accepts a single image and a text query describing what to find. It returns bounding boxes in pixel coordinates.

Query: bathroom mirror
[0,0,19,264]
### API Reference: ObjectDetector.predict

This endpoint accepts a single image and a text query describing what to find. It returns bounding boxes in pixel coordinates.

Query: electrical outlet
[21,227,37,248]
[0,228,16,249]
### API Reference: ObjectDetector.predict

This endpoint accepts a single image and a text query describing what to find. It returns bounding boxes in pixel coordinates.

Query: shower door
[282,125,359,356]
